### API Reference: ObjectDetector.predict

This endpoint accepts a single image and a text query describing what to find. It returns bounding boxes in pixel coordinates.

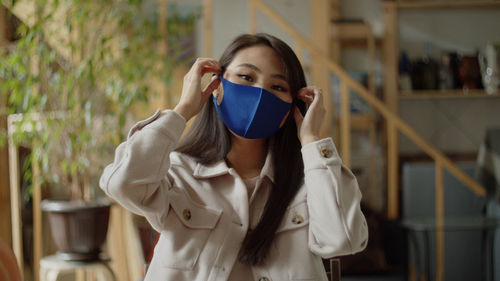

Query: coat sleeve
[99,109,186,230]
[301,137,368,258]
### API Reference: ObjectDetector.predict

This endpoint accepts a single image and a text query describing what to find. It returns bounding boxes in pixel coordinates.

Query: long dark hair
[176,33,307,265]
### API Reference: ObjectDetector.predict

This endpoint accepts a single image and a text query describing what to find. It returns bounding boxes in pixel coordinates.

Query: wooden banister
[340,80,351,168]
[247,0,487,221]
[435,161,445,281]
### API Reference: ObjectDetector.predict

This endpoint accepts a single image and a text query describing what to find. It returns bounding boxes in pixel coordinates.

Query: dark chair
[325,203,407,281]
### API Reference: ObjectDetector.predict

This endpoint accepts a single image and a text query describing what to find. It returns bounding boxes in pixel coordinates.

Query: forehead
[228,45,286,75]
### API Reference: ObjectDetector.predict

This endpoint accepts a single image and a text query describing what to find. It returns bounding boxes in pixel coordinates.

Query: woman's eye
[238,74,253,82]
[271,85,287,92]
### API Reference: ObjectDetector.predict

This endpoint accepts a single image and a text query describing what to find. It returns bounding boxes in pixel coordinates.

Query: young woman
[100,33,367,281]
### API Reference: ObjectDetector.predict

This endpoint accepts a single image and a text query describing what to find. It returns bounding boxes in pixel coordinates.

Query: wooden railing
[239,4,488,280]
[242,0,487,219]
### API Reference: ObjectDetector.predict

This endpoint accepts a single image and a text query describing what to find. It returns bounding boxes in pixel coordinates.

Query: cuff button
[321,148,332,158]
[291,215,304,224]
[183,209,192,221]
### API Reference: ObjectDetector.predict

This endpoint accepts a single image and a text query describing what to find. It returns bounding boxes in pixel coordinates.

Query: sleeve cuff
[127,109,186,140]
[147,109,186,139]
[301,137,341,170]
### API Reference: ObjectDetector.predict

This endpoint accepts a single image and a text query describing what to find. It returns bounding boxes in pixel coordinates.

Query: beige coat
[100,110,368,281]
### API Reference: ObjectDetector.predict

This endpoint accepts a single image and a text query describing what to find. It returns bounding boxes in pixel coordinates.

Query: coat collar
[193,160,230,179]
[192,148,275,183]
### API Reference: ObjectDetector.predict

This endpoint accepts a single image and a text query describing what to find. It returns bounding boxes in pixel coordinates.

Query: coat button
[183,209,192,220]
[258,277,270,281]
[291,215,304,224]
[321,148,332,158]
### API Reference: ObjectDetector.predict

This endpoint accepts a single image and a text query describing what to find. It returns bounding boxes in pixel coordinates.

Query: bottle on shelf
[438,52,454,90]
[478,42,500,95]
[411,42,439,90]
[398,51,412,91]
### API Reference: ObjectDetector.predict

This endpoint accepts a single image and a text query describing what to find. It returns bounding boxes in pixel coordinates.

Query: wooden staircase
[238,2,488,280]
[241,0,486,214]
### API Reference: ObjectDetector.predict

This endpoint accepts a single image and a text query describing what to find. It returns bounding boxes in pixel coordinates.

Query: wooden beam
[382,2,399,219]
[382,2,398,113]
[340,81,351,168]
[330,0,341,20]
[387,120,399,219]
[366,25,376,96]
[329,0,341,63]
[7,125,23,280]
[107,205,130,281]
[32,153,42,281]
[0,5,12,249]
[310,0,332,139]
[0,5,8,44]
[0,116,12,245]
[329,258,341,281]
[124,210,143,280]
[435,161,445,281]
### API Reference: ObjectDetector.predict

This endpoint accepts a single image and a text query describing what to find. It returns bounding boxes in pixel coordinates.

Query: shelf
[339,39,383,48]
[394,0,500,9]
[399,89,500,99]
[331,22,371,40]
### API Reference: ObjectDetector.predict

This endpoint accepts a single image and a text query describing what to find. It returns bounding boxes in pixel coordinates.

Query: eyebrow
[236,63,288,82]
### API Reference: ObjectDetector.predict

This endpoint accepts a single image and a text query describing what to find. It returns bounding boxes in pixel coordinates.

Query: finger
[202,77,221,98]
[192,58,220,74]
[297,86,315,97]
[297,88,315,104]
[194,57,219,65]
[201,64,221,76]
[308,88,323,107]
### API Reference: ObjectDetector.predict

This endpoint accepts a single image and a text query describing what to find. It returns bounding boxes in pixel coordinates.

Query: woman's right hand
[174,58,221,121]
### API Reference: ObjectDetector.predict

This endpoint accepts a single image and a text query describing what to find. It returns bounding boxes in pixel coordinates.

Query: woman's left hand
[293,86,326,146]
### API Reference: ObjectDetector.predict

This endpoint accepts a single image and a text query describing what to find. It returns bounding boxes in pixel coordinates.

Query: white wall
[340,0,500,155]
[194,0,310,61]
[398,8,500,60]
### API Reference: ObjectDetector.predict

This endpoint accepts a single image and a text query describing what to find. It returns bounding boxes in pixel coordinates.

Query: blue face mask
[213,76,292,139]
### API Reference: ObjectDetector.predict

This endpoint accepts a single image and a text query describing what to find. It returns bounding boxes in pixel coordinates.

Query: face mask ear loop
[215,75,226,106]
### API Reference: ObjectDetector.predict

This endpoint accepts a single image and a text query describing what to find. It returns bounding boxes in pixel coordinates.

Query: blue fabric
[213,76,291,139]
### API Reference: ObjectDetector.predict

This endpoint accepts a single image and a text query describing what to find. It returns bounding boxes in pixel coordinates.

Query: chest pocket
[274,200,319,281]
[276,199,309,233]
[156,188,222,270]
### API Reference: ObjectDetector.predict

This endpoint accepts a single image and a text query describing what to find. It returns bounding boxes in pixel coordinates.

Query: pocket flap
[277,200,309,233]
[169,189,222,229]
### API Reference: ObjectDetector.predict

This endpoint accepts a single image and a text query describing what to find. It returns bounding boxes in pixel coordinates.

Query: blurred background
[1,0,499,281]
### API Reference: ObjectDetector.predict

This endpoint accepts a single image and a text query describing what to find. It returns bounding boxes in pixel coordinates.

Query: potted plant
[0,0,198,261]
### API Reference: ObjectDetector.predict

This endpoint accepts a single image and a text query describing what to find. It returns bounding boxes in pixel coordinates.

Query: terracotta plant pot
[41,198,112,261]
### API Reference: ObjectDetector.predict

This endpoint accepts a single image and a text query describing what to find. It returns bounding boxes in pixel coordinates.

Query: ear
[211,75,224,105]
[212,87,220,98]
[210,74,220,98]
